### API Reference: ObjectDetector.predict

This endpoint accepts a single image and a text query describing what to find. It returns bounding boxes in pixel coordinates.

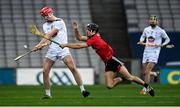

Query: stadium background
[0,0,180,106]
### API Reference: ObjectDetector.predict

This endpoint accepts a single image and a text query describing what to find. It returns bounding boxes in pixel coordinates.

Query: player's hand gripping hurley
[137,42,174,48]
[28,25,62,48]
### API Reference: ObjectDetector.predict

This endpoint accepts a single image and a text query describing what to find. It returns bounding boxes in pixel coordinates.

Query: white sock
[142,87,147,93]
[45,89,51,96]
[150,72,157,77]
[80,85,85,92]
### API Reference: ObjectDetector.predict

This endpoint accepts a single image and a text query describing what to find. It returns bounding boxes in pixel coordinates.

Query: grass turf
[0,84,180,106]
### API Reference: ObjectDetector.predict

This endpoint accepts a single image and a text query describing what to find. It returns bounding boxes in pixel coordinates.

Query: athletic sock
[142,87,146,91]
[45,89,51,96]
[150,72,157,76]
[80,85,85,92]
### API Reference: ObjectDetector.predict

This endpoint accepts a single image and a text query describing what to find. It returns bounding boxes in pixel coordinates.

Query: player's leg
[104,57,123,89]
[120,66,145,85]
[119,66,155,96]
[63,55,90,97]
[142,52,158,83]
[140,62,155,94]
[144,62,155,83]
[141,63,148,94]
[105,71,122,89]
[142,63,148,76]
[42,57,55,99]
[141,54,152,94]
[150,68,160,82]
[142,66,160,93]
[63,55,82,85]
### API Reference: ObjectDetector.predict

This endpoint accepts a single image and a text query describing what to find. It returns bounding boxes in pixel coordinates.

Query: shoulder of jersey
[144,26,151,30]
[42,18,63,27]
[156,26,164,31]
[55,18,63,22]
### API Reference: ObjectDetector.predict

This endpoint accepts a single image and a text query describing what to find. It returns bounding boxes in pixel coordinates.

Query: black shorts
[105,56,123,72]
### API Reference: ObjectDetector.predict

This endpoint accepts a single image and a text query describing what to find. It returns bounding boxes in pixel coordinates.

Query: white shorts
[142,51,160,64]
[45,47,70,61]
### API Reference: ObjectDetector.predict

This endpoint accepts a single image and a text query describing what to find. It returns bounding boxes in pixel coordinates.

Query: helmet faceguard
[150,15,158,21]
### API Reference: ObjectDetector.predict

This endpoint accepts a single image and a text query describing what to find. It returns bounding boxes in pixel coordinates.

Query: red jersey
[86,33,113,63]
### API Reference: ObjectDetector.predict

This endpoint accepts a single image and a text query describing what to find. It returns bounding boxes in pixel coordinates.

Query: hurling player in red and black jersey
[60,21,155,97]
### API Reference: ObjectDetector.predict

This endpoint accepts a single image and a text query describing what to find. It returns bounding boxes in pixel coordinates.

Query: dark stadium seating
[124,0,180,66]
[124,0,180,32]
[1,0,180,68]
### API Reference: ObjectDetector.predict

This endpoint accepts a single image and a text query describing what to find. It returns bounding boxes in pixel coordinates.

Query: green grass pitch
[0,84,180,106]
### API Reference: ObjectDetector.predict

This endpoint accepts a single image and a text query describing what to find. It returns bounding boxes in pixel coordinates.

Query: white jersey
[140,26,170,53]
[43,18,68,50]
[43,18,70,61]
[140,26,170,63]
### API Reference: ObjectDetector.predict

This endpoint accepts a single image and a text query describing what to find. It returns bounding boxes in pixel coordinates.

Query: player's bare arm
[72,21,88,41]
[39,28,59,44]
[34,28,59,51]
[161,35,170,47]
[61,42,89,49]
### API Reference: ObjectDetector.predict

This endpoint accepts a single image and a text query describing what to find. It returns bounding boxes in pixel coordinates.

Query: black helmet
[86,23,99,33]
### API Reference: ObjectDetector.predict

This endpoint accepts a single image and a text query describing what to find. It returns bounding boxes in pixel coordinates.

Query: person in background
[137,15,170,94]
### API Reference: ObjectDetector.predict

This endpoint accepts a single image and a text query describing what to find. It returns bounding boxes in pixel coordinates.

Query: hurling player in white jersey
[137,15,170,94]
[33,6,90,99]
